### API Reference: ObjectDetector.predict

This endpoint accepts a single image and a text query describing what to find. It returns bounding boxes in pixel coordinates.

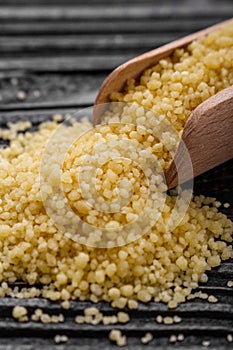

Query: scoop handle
[166,86,233,189]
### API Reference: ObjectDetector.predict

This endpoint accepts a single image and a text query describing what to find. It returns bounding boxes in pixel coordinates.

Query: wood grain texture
[0,73,105,108]
[0,19,224,35]
[0,5,232,20]
[0,34,180,53]
[0,55,134,72]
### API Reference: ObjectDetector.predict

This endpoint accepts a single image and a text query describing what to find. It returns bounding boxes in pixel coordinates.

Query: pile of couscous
[0,21,233,310]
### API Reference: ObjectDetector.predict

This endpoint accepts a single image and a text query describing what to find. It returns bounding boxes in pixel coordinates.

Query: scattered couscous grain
[169,335,177,343]
[54,335,68,344]
[187,292,209,301]
[35,309,43,317]
[31,310,64,324]
[41,314,52,324]
[177,334,184,342]
[173,315,182,324]
[155,314,182,325]
[199,274,208,283]
[155,315,163,324]
[93,312,103,325]
[61,300,70,310]
[223,203,230,208]
[208,295,218,303]
[12,306,28,320]
[103,315,118,325]
[117,311,130,324]
[109,329,127,347]
[227,281,233,288]
[17,91,26,101]
[84,307,99,316]
[128,300,138,310]
[163,316,174,325]
[141,332,153,344]
[227,334,233,343]
[75,315,85,324]
[202,340,210,347]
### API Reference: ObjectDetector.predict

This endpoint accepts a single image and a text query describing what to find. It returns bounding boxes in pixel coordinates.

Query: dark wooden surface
[0,0,233,349]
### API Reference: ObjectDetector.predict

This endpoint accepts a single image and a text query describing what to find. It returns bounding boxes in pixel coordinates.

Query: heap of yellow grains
[0,22,233,309]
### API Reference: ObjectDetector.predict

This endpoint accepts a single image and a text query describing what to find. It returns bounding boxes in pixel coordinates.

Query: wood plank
[0,0,175,4]
[0,19,223,35]
[0,55,134,72]
[0,296,233,314]
[0,33,180,54]
[0,73,105,108]
[0,346,231,350]
[0,108,77,125]
[0,318,231,335]
[0,0,231,7]
[0,5,232,20]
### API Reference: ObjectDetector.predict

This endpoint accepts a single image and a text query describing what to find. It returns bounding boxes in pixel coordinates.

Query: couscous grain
[141,332,153,344]
[12,306,28,320]
[109,329,127,347]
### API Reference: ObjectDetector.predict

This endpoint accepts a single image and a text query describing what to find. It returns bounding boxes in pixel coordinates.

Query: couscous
[0,22,233,311]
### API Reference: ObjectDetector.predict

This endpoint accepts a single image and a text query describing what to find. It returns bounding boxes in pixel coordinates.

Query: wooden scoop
[94,19,233,187]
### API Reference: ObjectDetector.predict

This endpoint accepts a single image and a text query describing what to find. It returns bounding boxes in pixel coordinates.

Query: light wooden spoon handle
[165,86,233,189]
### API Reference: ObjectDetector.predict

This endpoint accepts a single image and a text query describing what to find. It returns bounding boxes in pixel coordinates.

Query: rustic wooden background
[0,0,232,349]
